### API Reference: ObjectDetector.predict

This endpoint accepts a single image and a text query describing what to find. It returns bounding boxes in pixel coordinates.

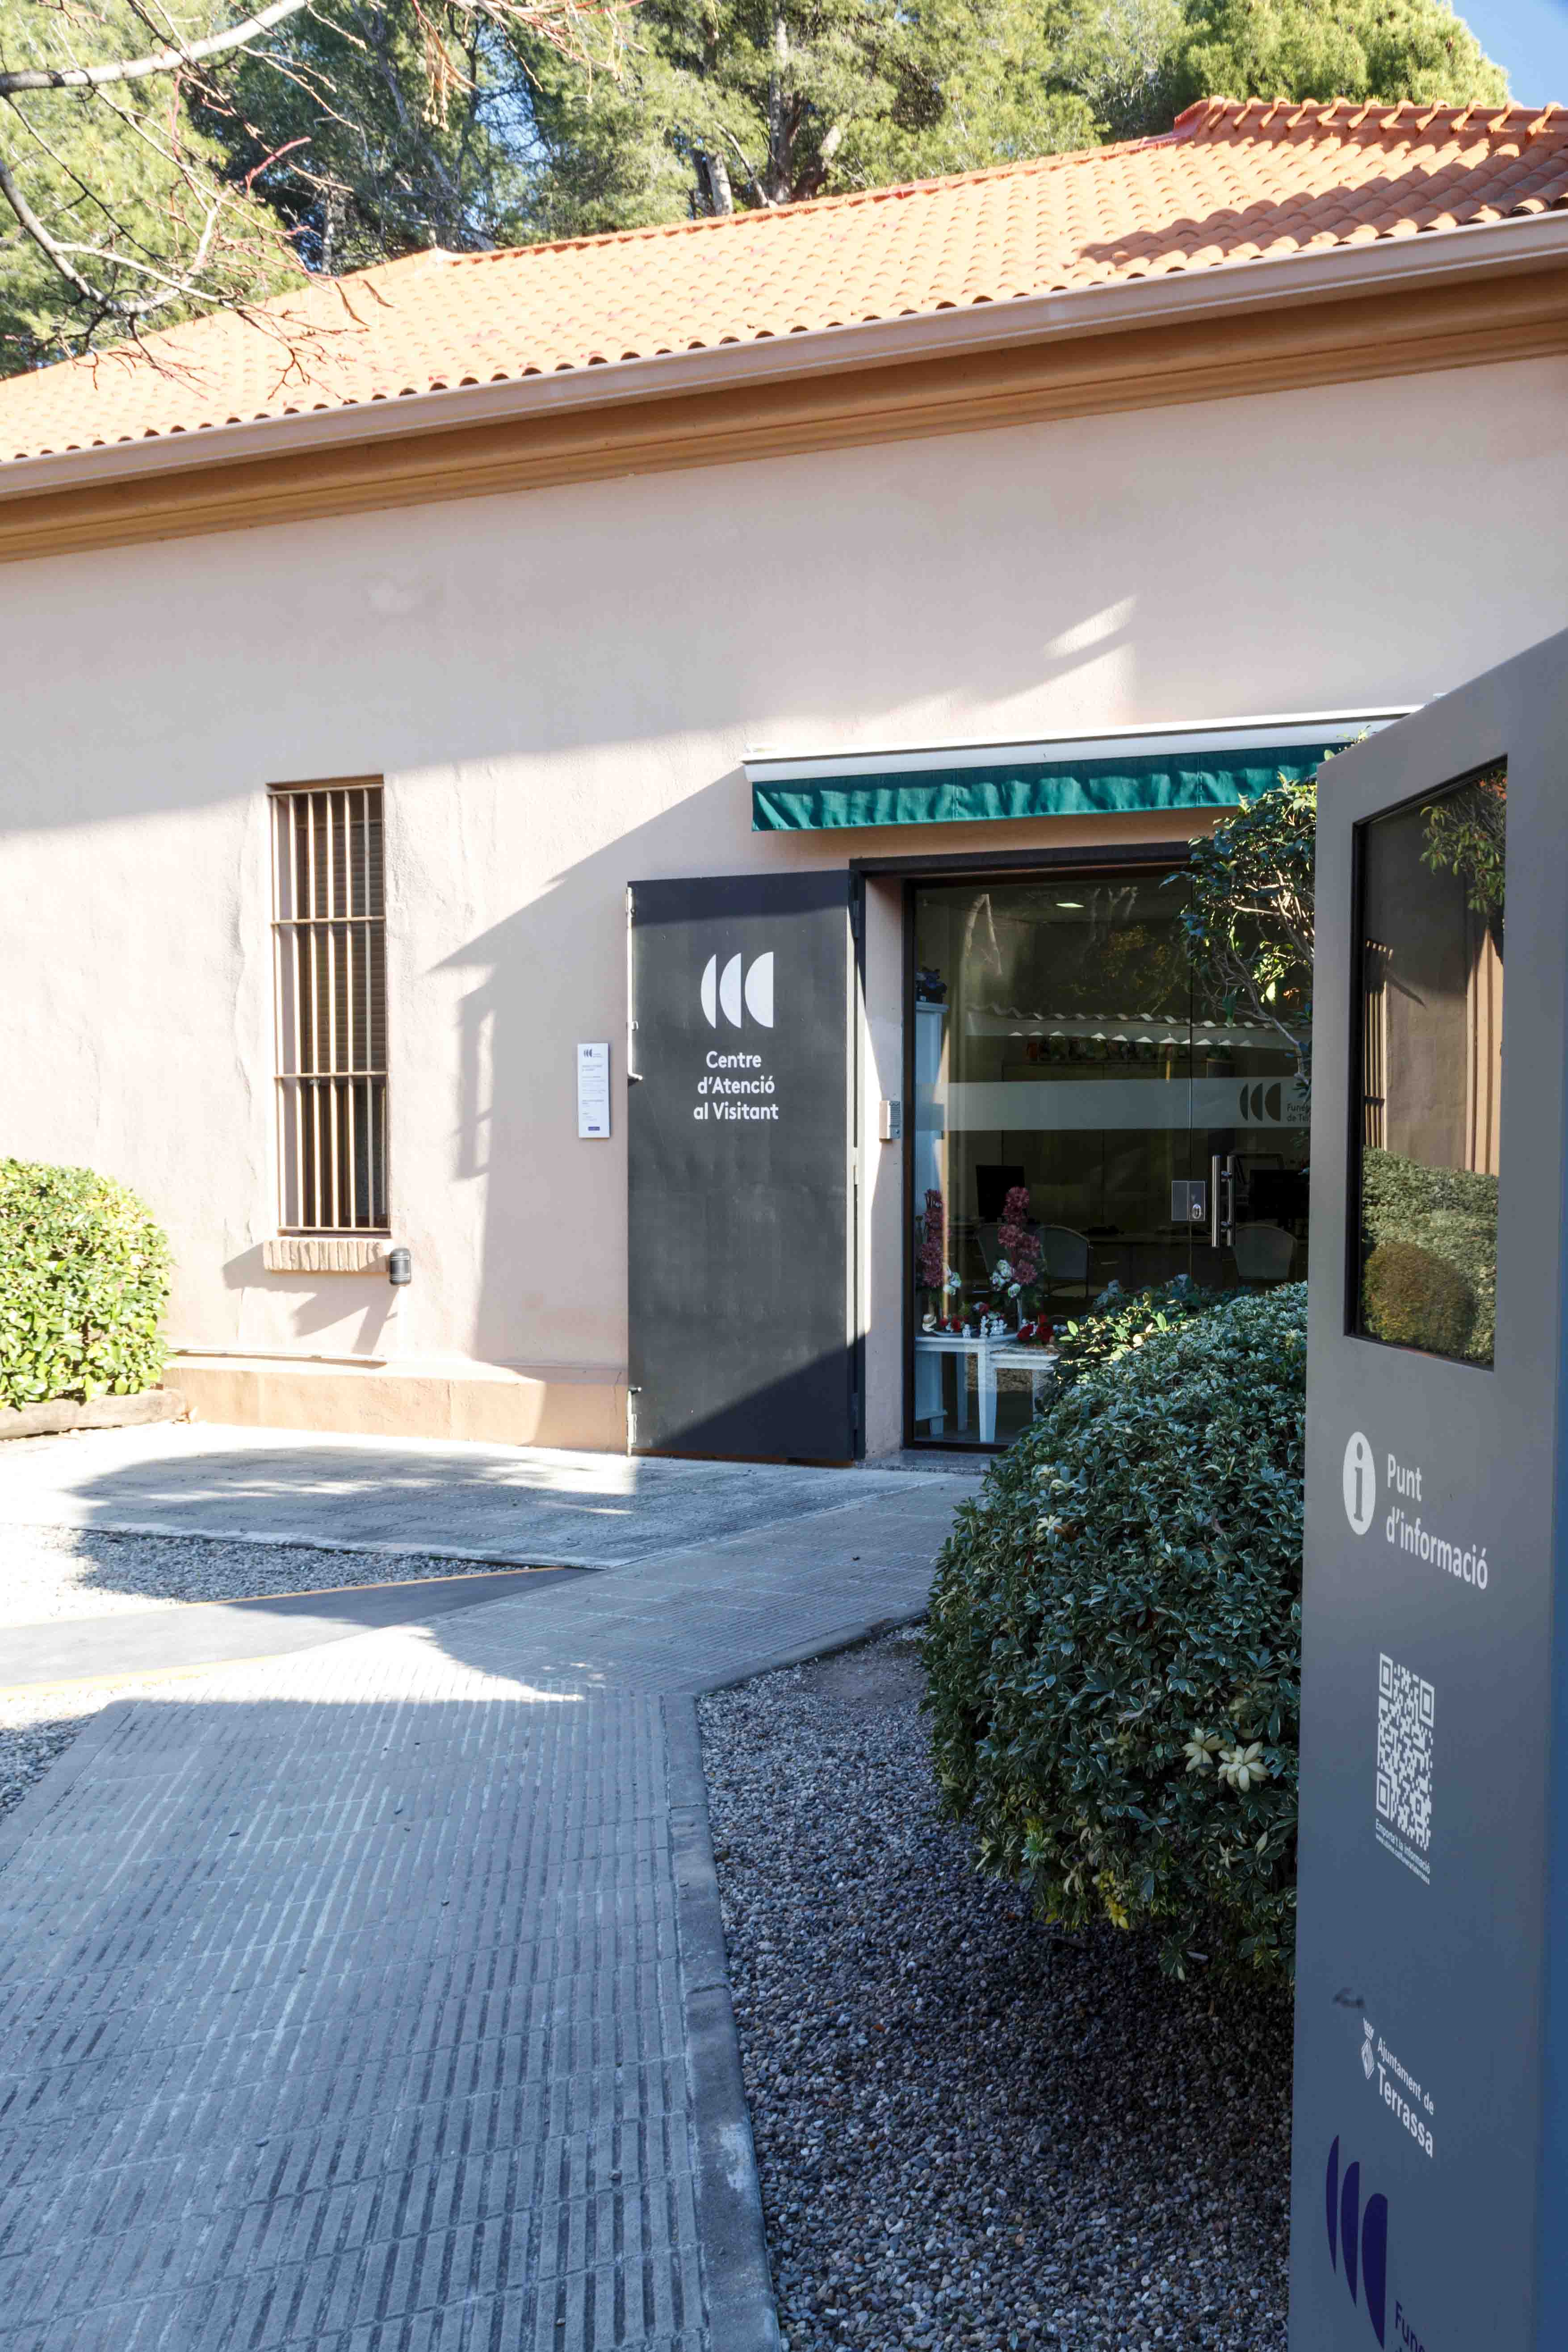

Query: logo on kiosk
[1325,2137,1389,2347]
[1344,1432,1376,1534]
[700,951,775,1030]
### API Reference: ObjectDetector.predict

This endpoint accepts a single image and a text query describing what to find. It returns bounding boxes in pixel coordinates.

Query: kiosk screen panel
[1353,764,1505,1367]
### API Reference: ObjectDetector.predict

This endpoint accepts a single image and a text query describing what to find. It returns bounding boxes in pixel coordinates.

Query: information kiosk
[1290,626,1568,2349]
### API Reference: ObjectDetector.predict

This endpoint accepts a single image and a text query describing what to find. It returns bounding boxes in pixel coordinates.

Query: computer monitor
[974,1165,1027,1220]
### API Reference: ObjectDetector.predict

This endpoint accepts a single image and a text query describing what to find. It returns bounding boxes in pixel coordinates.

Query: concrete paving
[0,1424,936,1568]
[0,1446,977,2352]
[0,1566,585,1694]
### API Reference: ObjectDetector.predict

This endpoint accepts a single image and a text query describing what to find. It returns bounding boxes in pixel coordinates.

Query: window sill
[263,1236,390,1276]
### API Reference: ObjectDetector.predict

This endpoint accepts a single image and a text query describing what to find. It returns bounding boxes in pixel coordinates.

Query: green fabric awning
[749,741,1350,834]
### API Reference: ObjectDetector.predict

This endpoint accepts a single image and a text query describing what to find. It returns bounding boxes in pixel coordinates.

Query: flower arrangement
[996,1186,1041,1285]
[917,1190,945,1293]
[991,1184,1042,1321]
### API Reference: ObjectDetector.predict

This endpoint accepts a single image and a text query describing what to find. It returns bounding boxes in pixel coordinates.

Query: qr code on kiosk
[1376,1653,1434,1858]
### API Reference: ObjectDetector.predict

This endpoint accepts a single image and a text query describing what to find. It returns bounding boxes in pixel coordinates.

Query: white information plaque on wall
[577,1042,611,1139]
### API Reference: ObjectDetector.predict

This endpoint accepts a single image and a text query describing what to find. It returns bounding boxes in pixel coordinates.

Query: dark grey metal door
[627,871,855,1459]
[1290,624,1568,2351]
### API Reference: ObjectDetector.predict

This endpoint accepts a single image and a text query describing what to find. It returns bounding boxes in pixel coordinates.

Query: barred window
[270,781,388,1233]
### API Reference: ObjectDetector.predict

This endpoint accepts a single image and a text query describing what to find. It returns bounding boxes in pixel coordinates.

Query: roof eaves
[2,200,1565,498]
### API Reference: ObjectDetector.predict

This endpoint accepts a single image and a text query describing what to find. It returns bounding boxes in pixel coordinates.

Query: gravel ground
[0,1673,208,1820]
[0,1520,516,1627]
[0,1523,524,1822]
[698,1630,1292,2352]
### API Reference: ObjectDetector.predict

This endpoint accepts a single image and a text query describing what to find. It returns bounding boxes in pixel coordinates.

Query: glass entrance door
[908,869,1309,1447]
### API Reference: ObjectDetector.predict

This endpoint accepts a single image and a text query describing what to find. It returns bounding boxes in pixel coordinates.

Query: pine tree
[512,0,1512,238]
[1171,0,1508,116]
[515,0,1098,241]
[213,4,554,272]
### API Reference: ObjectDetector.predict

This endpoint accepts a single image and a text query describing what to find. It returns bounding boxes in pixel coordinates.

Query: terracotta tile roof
[2,95,1564,464]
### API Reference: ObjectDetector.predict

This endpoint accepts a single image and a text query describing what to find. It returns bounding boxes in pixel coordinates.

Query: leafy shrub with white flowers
[923,1285,1305,1987]
[1048,1273,1215,1382]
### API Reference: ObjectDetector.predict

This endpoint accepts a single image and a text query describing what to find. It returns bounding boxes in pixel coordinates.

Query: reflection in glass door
[1352,765,1504,1368]
[909,870,1310,1447]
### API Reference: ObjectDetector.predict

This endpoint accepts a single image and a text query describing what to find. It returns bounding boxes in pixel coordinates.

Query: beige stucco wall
[4,352,1566,1450]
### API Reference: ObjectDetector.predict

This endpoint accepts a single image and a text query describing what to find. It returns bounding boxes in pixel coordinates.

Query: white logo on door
[701,951,774,1029]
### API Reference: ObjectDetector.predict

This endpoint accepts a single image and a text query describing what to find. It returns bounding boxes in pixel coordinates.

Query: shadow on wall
[0,460,1153,840]
[1,470,1172,1380]
[431,749,1190,1388]
[434,767,845,1375]
[220,1245,400,1351]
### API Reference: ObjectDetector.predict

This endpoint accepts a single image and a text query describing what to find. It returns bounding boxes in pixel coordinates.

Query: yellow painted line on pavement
[80,1560,567,1611]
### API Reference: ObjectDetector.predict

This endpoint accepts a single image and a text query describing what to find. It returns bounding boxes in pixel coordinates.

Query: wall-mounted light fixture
[387,1246,412,1287]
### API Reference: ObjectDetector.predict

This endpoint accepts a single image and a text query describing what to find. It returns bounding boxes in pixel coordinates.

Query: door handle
[1210,1152,1237,1250]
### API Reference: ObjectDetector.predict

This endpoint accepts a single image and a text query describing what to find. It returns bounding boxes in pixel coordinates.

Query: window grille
[270,781,388,1232]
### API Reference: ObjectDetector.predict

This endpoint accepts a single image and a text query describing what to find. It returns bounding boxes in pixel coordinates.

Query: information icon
[1343,1432,1376,1535]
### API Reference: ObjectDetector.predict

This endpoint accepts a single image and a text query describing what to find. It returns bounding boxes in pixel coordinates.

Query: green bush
[1049,1275,1217,1383]
[0,1160,171,1409]
[924,1285,1305,1986]
[1361,1146,1496,1363]
[1363,1238,1475,1358]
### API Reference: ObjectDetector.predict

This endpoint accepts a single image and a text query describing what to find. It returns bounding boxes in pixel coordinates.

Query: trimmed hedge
[924,1285,1305,1986]
[1363,1238,1475,1358]
[0,1160,171,1409]
[1361,1146,1496,1363]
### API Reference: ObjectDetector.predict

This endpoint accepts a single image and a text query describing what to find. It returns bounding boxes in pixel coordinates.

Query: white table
[914,1334,1060,1443]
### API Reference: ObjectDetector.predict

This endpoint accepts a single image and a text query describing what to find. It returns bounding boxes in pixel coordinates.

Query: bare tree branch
[0,0,314,96]
[0,0,630,365]
[0,132,108,304]
[717,125,763,206]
